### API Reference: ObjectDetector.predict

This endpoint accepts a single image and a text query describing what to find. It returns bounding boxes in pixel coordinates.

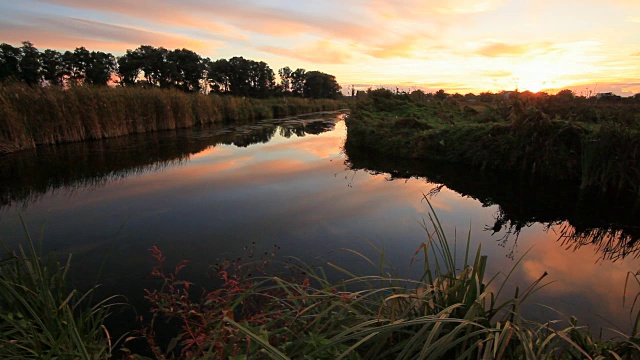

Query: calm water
[1,111,639,337]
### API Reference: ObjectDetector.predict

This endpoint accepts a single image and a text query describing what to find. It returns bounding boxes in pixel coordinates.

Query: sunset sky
[1,0,639,95]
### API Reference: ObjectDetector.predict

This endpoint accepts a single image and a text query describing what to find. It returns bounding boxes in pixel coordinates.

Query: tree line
[0,41,342,99]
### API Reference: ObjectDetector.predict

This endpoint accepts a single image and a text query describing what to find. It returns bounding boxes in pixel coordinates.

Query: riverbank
[2,204,639,359]
[0,84,346,153]
[345,90,640,195]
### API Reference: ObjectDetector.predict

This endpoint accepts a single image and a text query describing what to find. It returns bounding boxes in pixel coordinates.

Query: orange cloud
[369,0,507,19]
[33,0,381,45]
[260,40,354,64]
[482,70,513,78]
[518,229,640,318]
[476,41,556,57]
[33,0,247,40]
[1,17,214,53]
[365,36,432,59]
[434,0,509,14]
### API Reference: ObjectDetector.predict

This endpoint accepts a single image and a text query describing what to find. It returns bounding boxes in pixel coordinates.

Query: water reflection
[343,141,640,261]
[1,112,638,336]
[0,112,343,209]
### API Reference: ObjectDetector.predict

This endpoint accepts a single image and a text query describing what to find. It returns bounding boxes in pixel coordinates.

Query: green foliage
[1,203,638,358]
[581,124,640,193]
[346,89,640,196]
[0,218,119,359]
[140,198,640,359]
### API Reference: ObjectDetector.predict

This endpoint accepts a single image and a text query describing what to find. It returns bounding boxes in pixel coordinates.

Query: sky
[0,0,639,96]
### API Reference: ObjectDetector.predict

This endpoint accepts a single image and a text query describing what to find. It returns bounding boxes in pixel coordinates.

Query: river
[0,111,638,338]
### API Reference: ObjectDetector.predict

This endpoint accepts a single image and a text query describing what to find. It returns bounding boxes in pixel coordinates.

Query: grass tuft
[0,216,121,359]
[140,197,640,359]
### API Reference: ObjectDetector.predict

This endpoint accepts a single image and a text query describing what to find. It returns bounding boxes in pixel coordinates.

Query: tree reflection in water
[0,112,344,208]
[343,140,640,261]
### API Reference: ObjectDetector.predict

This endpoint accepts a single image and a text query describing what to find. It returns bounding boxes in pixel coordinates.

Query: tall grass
[1,202,638,358]
[0,218,121,359]
[581,124,640,194]
[347,92,640,196]
[142,197,640,359]
[0,83,346,153]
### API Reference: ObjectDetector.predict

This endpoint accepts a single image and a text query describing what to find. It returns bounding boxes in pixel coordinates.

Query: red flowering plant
[139,243,366,359]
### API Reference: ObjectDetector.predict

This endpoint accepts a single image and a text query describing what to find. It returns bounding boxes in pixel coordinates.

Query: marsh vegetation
[2,203,640,359]
[346,88,640,196]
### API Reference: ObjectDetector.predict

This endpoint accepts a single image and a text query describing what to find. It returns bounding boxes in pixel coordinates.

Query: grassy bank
[0,221,119,359]
[3,202,638,359]
[346,90,640,195]
[0,83,346,153]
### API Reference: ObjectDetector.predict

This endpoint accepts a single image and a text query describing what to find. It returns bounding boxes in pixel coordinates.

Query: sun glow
[499,55,582,93]
[514,70,554,93]
[1,0,638,96]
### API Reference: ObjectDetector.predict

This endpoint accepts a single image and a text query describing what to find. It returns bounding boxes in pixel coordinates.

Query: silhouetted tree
[117,49,142,86]
[40,49,65,86]
[63,47,92,85]
[19,41,41,86]
[140,46,170,87]
[118,45,171,87]
[249,60,275,98]
[278,66,292,94]
[0,43,21,82]
[291,68,306,97]
[303,71,341,99]
[85,51,115,85]
[166,48,204,92]
[478,92,495,103]
[227,56,252,96]
[207,58,231,93]
[0,41,346,99]
[434,89,449,101]
[223,57,275,97]
[555,89,575,101]
[409,89,428,103]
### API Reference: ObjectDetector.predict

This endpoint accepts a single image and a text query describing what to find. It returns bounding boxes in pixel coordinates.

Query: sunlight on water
[0,111,638,335]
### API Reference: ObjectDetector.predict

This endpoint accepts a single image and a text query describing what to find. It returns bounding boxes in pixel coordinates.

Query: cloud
[475,41,556,57]
[0,15,214,53]
[259,40,353,64]
[434,0,509,14]
[364,36,432,59]
[31,0,249,40]
[482,71,513,78]
[566,81,640,97]
[32,0,382,44]
[368,0,507,20]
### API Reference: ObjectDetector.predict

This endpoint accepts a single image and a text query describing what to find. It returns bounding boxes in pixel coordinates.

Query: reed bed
[0,83,345,153]
[346,91,640,196]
